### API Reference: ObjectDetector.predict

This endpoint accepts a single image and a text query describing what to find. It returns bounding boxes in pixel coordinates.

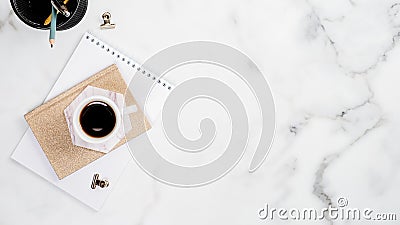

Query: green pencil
[49,6,57,48]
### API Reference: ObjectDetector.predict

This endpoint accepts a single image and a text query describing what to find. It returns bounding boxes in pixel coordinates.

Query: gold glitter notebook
[24,64,150,179]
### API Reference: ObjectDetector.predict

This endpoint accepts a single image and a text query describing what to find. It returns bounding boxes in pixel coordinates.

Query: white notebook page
[11,32,172,211]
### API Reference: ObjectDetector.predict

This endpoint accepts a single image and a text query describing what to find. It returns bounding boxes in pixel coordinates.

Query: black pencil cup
[10,0,88,31]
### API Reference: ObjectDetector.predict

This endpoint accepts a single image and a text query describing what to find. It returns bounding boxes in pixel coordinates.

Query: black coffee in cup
[79,101,116,138]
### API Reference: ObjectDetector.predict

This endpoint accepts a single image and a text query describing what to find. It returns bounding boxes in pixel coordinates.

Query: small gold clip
[91,174,109,189]
[100,12,116,29]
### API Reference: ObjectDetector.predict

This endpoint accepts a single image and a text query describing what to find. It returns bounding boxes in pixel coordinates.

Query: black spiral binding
[85,34,172,91]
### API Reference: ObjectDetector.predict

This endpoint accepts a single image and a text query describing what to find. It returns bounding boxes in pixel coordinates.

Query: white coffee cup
[72,95,121,144]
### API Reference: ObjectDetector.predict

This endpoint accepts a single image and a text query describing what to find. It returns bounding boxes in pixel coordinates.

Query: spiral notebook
[11,32,172,210]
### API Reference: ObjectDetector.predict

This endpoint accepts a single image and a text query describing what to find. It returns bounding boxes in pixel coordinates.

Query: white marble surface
[1,0,400,224]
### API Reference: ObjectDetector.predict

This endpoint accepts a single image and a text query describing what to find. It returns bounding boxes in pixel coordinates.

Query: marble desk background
[1,0,400,224]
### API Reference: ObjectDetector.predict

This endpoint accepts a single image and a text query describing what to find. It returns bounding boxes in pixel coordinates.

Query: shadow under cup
[10,0,88,30]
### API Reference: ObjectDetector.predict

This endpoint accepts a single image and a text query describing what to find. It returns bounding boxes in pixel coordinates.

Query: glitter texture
[24,65,150,179]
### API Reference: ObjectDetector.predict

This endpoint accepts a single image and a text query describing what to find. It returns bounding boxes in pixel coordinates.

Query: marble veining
[0,10,17,31]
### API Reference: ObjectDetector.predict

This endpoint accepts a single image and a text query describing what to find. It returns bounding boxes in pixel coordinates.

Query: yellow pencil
[44,0,69,25]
